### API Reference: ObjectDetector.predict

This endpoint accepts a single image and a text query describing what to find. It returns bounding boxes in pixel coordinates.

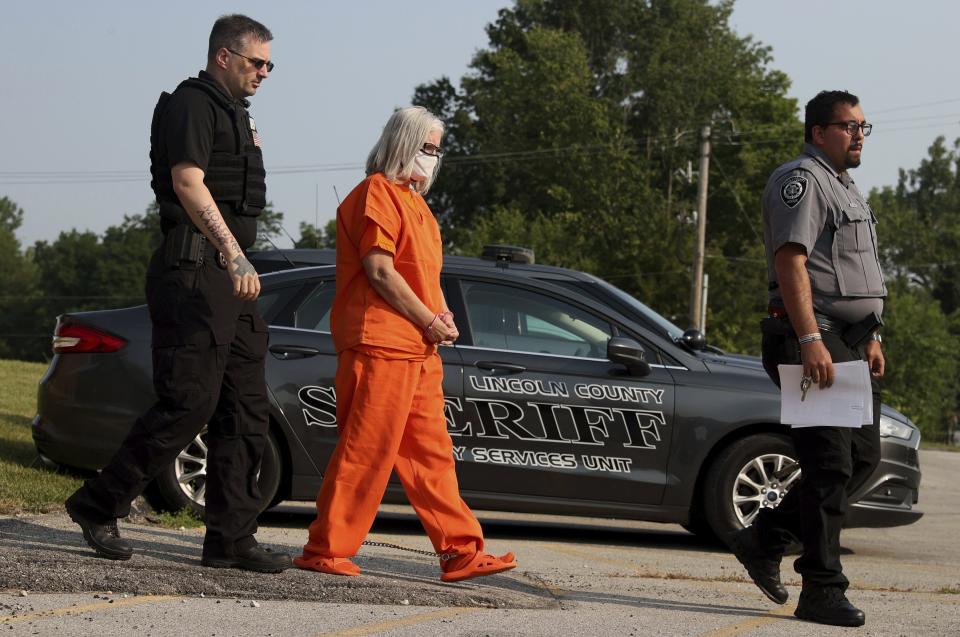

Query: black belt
[812,312,849,334]
[766,306,848,334]
[764,310,879,348]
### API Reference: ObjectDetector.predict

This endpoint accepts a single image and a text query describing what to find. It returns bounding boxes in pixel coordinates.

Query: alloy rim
[175,427,208,505]
[732,452,801,526]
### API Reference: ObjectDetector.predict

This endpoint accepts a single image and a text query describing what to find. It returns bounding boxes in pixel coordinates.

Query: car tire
[146,427,283,518]
[701,433,800,539]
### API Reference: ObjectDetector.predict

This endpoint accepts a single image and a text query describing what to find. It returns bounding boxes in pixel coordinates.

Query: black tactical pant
[756,328,881,590]
[70,239,270,556]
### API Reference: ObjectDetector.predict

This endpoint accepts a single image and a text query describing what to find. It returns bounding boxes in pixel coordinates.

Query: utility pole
[689,125,711,331]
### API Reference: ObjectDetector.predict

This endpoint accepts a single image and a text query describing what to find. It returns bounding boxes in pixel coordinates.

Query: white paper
[860,362,873,425]
[779,361,872,428]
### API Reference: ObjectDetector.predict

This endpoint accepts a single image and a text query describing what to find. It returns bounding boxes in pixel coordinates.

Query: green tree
[27,206,164,360]
[98,208,163,301]
[869,135,960,441]
[251,202,290,251]
[871,136,960,315]
[0,197,41,360]
[294,219,337,249]
[879,280,959,442]
[414,0,801,352]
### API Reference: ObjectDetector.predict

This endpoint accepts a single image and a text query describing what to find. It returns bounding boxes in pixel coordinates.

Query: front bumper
[846,436,922,528]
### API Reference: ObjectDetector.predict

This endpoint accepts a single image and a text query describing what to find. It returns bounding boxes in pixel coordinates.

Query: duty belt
[766,305,849,334]
[164,224,229,270]
[197,235,229,269]
[764,306,881,348]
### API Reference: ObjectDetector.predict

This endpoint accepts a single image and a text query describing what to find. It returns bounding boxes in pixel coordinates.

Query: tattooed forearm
[196,203,240,256]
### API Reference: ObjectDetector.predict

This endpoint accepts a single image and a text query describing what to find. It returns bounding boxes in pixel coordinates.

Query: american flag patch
[249,116,260,147]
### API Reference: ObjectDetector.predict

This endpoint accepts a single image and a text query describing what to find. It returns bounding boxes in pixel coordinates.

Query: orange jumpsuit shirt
[331,172,443,357]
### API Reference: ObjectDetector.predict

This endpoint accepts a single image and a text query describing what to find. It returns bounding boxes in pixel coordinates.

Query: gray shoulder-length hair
[365,106,444,195]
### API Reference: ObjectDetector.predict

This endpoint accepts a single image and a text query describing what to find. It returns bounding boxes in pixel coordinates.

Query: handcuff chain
[361,540,459,562]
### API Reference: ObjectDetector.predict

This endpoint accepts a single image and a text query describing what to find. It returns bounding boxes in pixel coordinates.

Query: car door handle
[269,345,321,360]
[475,361,526,374]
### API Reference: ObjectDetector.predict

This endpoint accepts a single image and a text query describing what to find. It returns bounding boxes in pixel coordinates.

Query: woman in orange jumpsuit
[294,106,516,582]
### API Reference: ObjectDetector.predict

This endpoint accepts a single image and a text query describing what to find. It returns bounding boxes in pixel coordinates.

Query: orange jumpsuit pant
[301,348,484,560]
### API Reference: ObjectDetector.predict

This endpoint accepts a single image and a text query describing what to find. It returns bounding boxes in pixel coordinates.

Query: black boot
[201,544,292,573]
[65,493,133,561]
[726,527,788,604]
[795,586,866,627]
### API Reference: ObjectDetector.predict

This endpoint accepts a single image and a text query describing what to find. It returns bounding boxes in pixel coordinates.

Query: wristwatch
[869,331,882,343]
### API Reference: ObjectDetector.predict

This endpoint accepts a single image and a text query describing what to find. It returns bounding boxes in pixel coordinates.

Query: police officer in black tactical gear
[65,14,291,574]
[727,90,885,627]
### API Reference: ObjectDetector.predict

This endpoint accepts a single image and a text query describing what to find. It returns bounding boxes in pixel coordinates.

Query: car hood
[700,352,913,425]
[701,352,765,371]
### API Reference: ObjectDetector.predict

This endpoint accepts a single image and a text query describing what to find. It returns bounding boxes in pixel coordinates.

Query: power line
[5,116,959,186]
[716,120,960,147]
[872,113,960,125]
[869,97,960,115]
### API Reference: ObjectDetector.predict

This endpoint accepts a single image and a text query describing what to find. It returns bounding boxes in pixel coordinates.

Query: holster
[842,311,883,348]
[761,316,792,337]
[163,224,204,269]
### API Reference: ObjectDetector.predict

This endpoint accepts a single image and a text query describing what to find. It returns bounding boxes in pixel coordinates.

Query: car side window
[255,284,301,326]
[462,280,612,358]
[293,281,336,332]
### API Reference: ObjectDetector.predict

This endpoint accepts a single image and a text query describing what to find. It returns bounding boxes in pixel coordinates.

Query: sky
[3,1,959,249]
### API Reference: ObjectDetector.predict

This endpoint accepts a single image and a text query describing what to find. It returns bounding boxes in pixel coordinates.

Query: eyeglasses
[227,48,274,72]
[421,142,445,158]
[826,121,872,137]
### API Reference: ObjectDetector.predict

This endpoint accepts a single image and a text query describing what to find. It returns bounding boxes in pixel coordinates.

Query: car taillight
[53,323,127,354]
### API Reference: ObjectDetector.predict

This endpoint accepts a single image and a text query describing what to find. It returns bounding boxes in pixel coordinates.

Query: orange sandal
[293,554,361,576]
[440,551,517,583]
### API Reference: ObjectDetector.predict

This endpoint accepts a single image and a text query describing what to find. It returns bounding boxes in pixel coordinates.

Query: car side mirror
[681,328,706,351]
[607,337,651,377]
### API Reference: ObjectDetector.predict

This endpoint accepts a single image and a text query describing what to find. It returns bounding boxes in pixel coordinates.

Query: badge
[780,176,808,209]
[249,116,262,148]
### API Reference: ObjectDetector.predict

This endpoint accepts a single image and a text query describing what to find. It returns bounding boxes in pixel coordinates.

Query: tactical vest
[149,77,266,223]
[767,153,886,300]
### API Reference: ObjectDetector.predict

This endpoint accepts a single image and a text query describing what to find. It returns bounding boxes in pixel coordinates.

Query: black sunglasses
[227,48,274,72]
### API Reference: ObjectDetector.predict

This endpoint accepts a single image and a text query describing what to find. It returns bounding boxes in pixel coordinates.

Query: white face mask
[411,152,439,180]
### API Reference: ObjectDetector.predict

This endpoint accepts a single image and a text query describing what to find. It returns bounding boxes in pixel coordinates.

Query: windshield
[591,279,686,341]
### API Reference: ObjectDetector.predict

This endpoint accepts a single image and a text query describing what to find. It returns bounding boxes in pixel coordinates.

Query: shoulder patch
[780,176,808,209]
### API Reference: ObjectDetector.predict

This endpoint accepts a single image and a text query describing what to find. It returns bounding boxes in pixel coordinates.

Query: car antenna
[257,231,298,269]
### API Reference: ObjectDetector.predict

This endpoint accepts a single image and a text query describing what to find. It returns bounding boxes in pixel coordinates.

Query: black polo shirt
[156,70,260,248]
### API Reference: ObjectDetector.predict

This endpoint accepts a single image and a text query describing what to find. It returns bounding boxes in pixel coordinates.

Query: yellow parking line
[696,605,796,637]
[0,594,180,624]
[313,607,484,637]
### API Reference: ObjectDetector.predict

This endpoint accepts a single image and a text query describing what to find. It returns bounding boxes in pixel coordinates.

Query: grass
[153,507,205,529]
[0,358,206,529]
[937,586,960,595]
[920,441,960,452]
[0,359,82,514]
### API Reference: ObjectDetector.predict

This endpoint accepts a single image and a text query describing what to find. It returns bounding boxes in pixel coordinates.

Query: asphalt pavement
[1,450,958,636]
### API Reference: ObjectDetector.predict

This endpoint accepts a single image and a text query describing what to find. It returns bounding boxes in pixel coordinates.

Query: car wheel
[146,427,283,517]
[701,433,801,538]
